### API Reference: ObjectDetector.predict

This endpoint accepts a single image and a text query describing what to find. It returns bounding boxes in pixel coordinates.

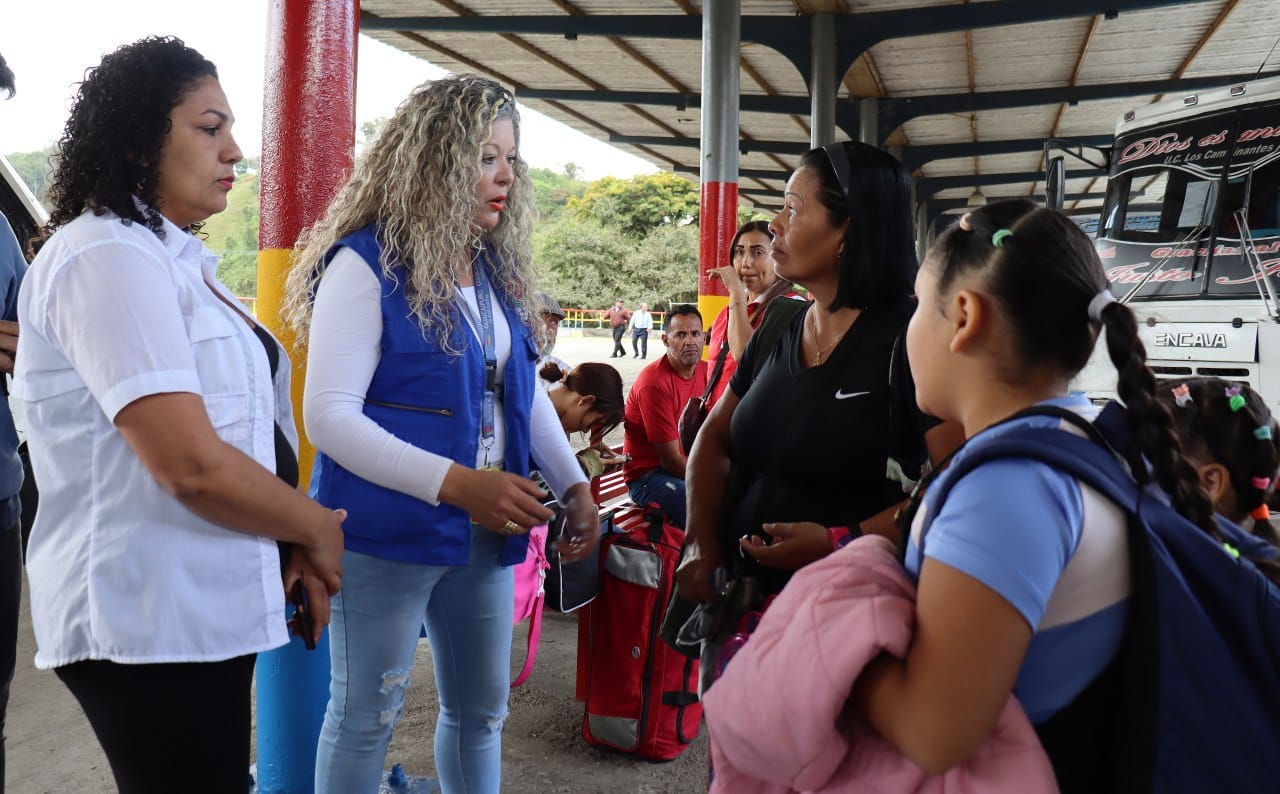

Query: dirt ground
[7,332,711,793]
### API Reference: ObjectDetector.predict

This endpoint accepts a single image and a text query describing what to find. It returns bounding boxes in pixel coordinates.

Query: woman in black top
[679,141,956,601]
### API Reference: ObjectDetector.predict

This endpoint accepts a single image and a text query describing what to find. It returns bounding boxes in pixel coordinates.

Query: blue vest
[310,226,537,566]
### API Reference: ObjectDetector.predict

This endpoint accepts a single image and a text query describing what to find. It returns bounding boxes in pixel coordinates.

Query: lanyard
[457,253,500,465]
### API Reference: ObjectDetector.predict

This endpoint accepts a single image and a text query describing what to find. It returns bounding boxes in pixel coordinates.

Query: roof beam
[676,165,788,181]
[610,134,810,157]
[927,192,1106,228]
[520,68,1276,145]
[916,168,1107,198]
[650,134,1116,169]
[872,70,1278,142]
[362,0,1209,84]
[901,136,1113,170]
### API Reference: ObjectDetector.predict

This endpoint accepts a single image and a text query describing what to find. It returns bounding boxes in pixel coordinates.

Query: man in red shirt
[623,305,708,528]
[602,299,632,358]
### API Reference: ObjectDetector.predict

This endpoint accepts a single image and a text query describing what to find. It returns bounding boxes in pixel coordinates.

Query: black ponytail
[927,199,1280,583]
[1098,303,1218,535]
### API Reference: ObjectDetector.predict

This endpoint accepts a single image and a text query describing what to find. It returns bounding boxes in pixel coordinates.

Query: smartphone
[289,581,316,651]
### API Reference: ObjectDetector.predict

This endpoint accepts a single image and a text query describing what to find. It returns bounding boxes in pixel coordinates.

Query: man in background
[622,305,707,528]
[629,302,653,359]
[601,298,631,358]
[535,292,571,388]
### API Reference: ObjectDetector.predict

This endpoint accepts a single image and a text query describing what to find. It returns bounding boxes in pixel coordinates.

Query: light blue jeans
[315,546,514,794]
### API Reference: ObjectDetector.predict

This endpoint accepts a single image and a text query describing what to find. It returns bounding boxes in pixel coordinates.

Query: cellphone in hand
[288,581,316,651]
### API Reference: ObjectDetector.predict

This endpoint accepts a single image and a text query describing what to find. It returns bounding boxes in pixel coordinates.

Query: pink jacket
[702,535,1058,794]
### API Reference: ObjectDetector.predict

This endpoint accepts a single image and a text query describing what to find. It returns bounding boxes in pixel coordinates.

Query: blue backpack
[916,402,1280,793]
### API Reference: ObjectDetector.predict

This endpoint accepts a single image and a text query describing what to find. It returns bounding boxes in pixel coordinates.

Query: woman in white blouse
[15,37,344,792]
[283,75,599,793]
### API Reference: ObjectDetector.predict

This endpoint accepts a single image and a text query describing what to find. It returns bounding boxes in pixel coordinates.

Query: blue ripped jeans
[315,548,514,794]
[626,469,687,528]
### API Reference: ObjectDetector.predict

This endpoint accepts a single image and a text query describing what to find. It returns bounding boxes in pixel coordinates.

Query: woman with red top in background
[705,221,799,406]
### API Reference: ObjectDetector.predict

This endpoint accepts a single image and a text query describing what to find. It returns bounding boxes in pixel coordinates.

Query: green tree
[356,117,388,157]
[566,172,699,238]
[529,164,588,222]
[4,146,57,209]
[622,222,700,307]
[204,172,261,297]
[533,217,631,310]
[738,205,773,227]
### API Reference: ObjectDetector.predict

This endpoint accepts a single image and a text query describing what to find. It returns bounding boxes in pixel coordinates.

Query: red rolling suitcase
[580,504,701,760]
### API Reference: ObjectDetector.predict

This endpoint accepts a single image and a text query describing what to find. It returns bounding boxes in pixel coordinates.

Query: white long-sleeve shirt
[303,248,586,508]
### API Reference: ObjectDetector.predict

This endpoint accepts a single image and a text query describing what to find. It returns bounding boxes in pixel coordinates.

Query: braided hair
[1157,378,1280,545]
[928,200,1242,563]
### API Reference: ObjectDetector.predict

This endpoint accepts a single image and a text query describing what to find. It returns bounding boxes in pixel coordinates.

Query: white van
[1070,74,1280,409]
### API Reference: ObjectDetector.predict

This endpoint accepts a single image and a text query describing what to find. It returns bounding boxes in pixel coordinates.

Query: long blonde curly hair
[282,74,537,354]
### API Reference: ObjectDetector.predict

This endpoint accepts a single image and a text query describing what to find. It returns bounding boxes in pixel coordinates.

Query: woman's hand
[556,483,600,562]
[708,265,750,305]
[595,446,627,471]
[440,464,553,536]
[281,507,346,646]
[739,521,831,571]
[675,537,724,604]
[298,507,346,595]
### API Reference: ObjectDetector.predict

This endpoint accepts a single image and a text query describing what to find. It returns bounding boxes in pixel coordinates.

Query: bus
[1065,74,1280,408]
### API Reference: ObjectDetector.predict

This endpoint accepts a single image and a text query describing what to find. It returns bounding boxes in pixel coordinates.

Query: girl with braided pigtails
[1157,378,1280,546]
[848,198,1280,777]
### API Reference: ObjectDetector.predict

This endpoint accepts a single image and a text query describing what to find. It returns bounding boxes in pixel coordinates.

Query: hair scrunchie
[1087,290,1116,323]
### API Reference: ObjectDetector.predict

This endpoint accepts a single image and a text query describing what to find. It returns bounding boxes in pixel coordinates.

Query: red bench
[588,443,632,516]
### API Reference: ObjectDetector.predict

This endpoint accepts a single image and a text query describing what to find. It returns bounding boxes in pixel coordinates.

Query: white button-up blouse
[14,207,293,667]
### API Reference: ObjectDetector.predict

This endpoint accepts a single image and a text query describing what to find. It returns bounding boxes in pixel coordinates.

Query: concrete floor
[7,333,711,793]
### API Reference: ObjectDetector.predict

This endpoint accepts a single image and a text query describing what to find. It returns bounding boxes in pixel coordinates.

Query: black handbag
[543,503,611,613]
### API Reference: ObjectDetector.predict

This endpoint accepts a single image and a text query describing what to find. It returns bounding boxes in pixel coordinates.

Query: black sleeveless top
[250,323,299,489]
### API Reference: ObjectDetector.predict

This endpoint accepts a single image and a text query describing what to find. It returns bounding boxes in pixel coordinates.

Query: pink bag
[511,523,549,688]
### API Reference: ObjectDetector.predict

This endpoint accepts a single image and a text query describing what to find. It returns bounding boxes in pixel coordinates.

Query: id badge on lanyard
[460,254,500,470]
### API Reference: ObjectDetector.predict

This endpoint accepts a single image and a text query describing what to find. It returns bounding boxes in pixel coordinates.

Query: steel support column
[857,97,879,146]
[698,0,740,332]
[915,200,930,262]
[257,1,357,791]
[810,14,836,149]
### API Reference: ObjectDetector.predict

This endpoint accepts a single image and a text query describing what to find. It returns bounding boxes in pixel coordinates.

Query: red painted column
[256,1,357,791]
[260,0,357,486]
[697,0,741,336]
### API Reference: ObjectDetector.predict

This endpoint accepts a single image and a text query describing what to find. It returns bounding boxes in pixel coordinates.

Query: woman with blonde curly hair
[283,75,599,793]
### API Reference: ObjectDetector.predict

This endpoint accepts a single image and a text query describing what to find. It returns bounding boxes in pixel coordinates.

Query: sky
[0,0,657,181]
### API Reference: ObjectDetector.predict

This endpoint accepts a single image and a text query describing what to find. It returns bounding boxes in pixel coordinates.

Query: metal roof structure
[358,0,1280,217]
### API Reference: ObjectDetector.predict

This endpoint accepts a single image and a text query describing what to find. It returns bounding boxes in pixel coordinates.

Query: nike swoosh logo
[834,390,870,400]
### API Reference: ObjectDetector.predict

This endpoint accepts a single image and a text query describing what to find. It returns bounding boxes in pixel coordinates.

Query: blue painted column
[256,0,357,791]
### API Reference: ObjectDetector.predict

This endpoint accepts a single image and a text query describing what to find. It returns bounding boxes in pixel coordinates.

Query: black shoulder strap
[700,341,732,402]
[749,298,809,381]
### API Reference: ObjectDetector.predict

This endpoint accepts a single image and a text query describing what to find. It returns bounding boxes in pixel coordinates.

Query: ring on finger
[502,520,520,535]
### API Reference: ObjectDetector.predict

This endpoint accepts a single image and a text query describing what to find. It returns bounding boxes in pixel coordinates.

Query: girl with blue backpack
[1158,378,1280,546]
[850,198,1280,789]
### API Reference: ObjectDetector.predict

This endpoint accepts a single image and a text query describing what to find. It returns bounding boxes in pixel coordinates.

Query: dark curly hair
[1157,378,1280,544]
[33,36,217,251]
